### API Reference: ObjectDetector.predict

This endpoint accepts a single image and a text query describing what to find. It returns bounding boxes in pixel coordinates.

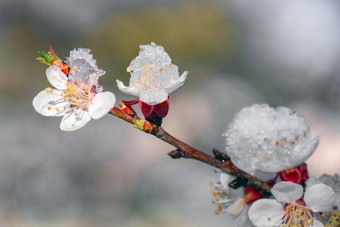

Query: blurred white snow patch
[225,0,340,97]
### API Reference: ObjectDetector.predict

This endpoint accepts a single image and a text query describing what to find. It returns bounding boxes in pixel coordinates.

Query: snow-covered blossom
[116,42,188,105]
[224,104,320,174]
[33,48,116,131]
[248,181,334,227]
[211,173,253,227]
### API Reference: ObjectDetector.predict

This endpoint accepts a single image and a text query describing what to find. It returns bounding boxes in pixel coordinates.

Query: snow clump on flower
[224,104,320,174]
[116,42,188,105]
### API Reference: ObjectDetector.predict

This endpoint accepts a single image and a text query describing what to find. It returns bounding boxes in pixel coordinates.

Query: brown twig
[109,106,272,196]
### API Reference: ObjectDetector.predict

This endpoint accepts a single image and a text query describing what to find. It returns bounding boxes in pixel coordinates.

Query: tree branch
[109,106,272,196]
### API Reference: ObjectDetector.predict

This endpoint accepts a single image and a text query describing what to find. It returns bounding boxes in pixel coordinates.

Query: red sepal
[280,167,302,184]
[153,98,170,118]
[122,99,139,106]
[139,101,154,118]
[244,186,261,205]
[52,60,70,76]
[297,163,309,182]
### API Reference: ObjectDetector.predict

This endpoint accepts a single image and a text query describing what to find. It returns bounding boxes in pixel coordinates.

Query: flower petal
[33,89,69,117]
[289,136,320,167]
[116,80,140,96]
[313,220,324,227]
[235,205,252,227]
[271,181,303,203]
[46,65,68,90]
[254,160,287,173]
[164,71,188,94]
[248,199,284,227]
[60,109,91,131]
[88,92,116,119]
[220,173,233,189]
[139,89,168,105]
[226,198,246,216]
[304,183,335,212]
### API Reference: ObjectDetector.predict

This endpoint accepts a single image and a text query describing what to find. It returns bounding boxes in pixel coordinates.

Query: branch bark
[109,106,272,196]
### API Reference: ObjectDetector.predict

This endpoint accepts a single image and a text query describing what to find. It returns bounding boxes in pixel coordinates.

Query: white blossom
[248,181,334,227]
[33,48,116,131]
[211,173,252,227]
[116,42,188,105]
[224,104,320,174]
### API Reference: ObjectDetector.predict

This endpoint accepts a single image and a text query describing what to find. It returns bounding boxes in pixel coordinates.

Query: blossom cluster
[210,104,338,226]
[33,43,187,130]
[33,44,338,227]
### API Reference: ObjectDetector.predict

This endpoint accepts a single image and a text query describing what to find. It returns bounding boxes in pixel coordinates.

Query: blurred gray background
[1,0,340,226]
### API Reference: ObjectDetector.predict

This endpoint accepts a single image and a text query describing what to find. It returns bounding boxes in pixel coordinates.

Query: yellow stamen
[47,106,51,110]
[127,67,131,72]
[45,88,53,93]
[72,66,78,71]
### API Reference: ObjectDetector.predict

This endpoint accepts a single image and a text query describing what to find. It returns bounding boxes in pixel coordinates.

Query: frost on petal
[46,65,68,90]
[248,199,284,227]
[224,104,316,174]
[33,89,69,117]
[271,182,303,203]
[88,92,116,120]
[66,48,105,85]
[60,109,91,131]
[304,183,335,212]
[139,89,168,105]
[116,80,140,96]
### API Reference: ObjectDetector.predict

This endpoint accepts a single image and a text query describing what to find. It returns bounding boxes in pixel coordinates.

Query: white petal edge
[33,89,68,117]
[46,65,68,90]
[164,71,188,94]
[304,183,335,212]
[255,159,287,173]
[139,89,168,105]
[116,80,140,96]
[226,198,245,216]
[313,220,325,227]
[271,181,303,203]
[235,205,252,227]
[220,173,232,189]
[248,199,284,227]
[88,92,116,119]
[289,136,320,167]
[60,109,91,131]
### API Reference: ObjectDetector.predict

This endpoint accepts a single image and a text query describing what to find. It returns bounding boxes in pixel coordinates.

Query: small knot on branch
[212,148,230,162]
[228,175,248,189]
[168,149,184,159]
